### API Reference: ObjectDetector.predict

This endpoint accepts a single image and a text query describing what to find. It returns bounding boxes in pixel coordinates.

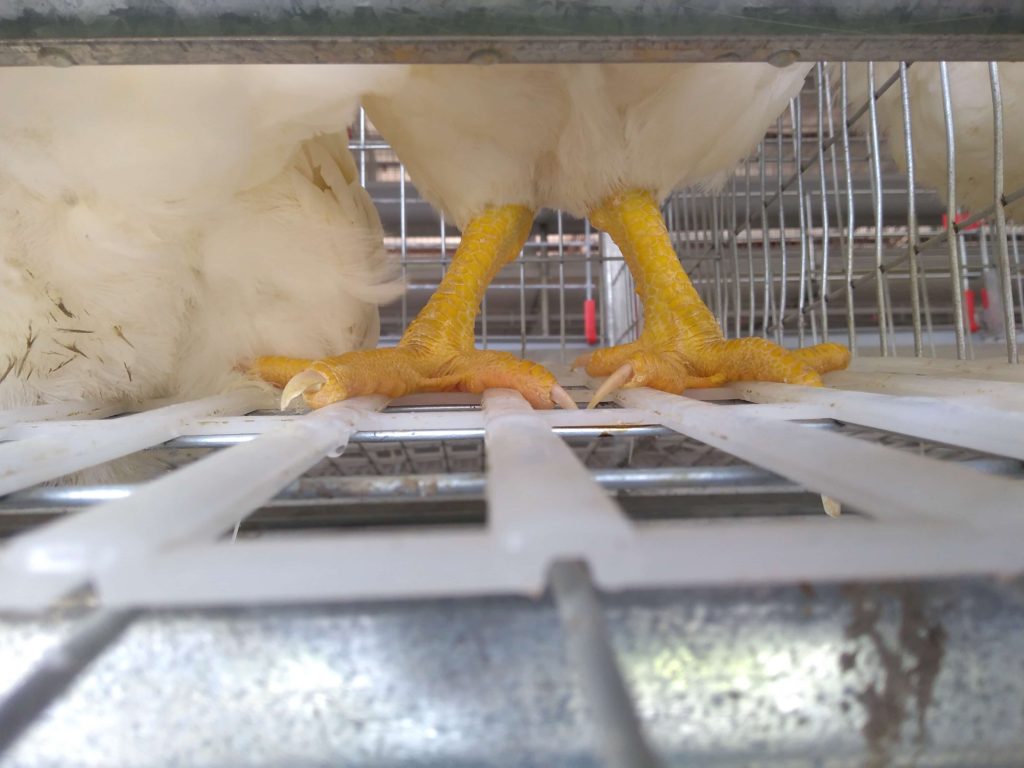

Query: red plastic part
[965,289,980,333]
[584,299,598,345]
[941,211,983,232]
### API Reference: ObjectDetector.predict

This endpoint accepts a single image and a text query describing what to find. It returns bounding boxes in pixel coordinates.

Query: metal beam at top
[1,0,1023,66]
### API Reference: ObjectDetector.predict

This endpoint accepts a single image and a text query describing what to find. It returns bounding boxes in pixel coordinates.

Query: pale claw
[570,352,592,373]
[586,363,634,409]
[822,495,842,518]
[280,369,328,410]
[551,384,578,410]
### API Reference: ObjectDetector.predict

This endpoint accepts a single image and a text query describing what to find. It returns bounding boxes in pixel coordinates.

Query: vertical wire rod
[745,157,756,336]
[399,162,409,329]
[840,63,857,354]
[730,175,742,339]
[549,560,663,768]
[1012,228,1024,334]
[557,210,567,359]
[824,62,847,269]
[760,142,773,336]
[815,63,831,343]
[776,117,788,344]
[804,191,820,344]
[899,62,924,357]
[357,107,367,187]
[920,262,937,355]
[988,61,1020,363]
[960,229,976,360]
[439,211,448,278]
[519,255,528,358]
[939,61,968,359]
[791,97,809,348]
[699,195,712,311]
[0,609,139,761]
[866,62,888,356]
[712,194,724,328]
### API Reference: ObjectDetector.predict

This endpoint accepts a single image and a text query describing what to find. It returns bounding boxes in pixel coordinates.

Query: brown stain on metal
[840,584,947,766]
[799,582,817,617]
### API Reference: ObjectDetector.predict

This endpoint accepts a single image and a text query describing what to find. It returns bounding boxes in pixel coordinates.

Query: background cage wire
[1,12,1024,766]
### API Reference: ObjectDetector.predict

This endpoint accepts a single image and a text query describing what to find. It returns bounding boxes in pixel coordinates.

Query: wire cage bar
[1,52,1024,767]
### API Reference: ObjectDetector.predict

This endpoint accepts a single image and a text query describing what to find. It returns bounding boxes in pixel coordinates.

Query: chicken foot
[254,204,575,410]
[577,189,849,408]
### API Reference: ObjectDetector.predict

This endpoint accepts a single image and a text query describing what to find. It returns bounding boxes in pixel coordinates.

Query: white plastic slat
[0,396,386,610]
[0,571,85,611]
[709,403,827,421]
[731,382,1024,462]
[825,370,1024,409]
[93,388,642,608]
[0,400,125,431]
[96,531,534,606]
[601,518,1024,589]
[0,390,270,497]
[3,404,828,443]
[363,406,664,432]
[482,389,632,551]
[92,516,1024,607]
[618,389,1023,528]
[850,356,1024,383]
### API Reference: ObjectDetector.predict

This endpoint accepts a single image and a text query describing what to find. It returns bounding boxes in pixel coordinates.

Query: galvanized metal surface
[1,579,1022,767]
[2,1,1024,65]
[0,610,136,758]
[551,562,662,768]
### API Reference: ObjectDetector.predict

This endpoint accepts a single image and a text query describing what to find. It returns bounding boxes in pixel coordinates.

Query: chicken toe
[583,188,850,407]
[253,203,574,410]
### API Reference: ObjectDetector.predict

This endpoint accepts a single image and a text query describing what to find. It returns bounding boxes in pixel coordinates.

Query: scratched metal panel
[1,1,1024,65]
[2,579,1022,767]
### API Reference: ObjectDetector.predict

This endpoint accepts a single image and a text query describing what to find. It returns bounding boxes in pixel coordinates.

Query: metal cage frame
[1,7,1024,766]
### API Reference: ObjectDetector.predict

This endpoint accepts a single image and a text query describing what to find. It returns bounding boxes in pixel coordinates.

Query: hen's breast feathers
[0,65,401,408]
[365,63,813,223]
[363,65,565,230]
[546,63,813,216]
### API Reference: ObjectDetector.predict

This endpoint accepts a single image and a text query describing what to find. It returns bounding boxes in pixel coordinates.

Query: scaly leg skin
[252,205,575,410]
[577,189,850,408]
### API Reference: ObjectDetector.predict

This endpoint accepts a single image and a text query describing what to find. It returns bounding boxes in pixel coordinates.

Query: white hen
[846,62,1024,218]
[0,65,401,415]
[273,63,850,411]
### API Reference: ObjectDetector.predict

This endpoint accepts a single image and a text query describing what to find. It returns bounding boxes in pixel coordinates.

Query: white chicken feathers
[365,63,812,226]
[0,64,402,412]
[544,63,814,216]
[845,62,1024,218]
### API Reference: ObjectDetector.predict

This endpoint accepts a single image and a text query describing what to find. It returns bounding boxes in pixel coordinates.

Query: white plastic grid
[0,359,1021,611]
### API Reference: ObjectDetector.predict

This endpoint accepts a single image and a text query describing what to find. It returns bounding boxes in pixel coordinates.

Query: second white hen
[846,62,1024,218]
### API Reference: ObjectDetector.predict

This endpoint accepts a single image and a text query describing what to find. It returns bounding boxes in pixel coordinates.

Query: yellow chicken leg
[577,189,850,407]
[252,204,576,410]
